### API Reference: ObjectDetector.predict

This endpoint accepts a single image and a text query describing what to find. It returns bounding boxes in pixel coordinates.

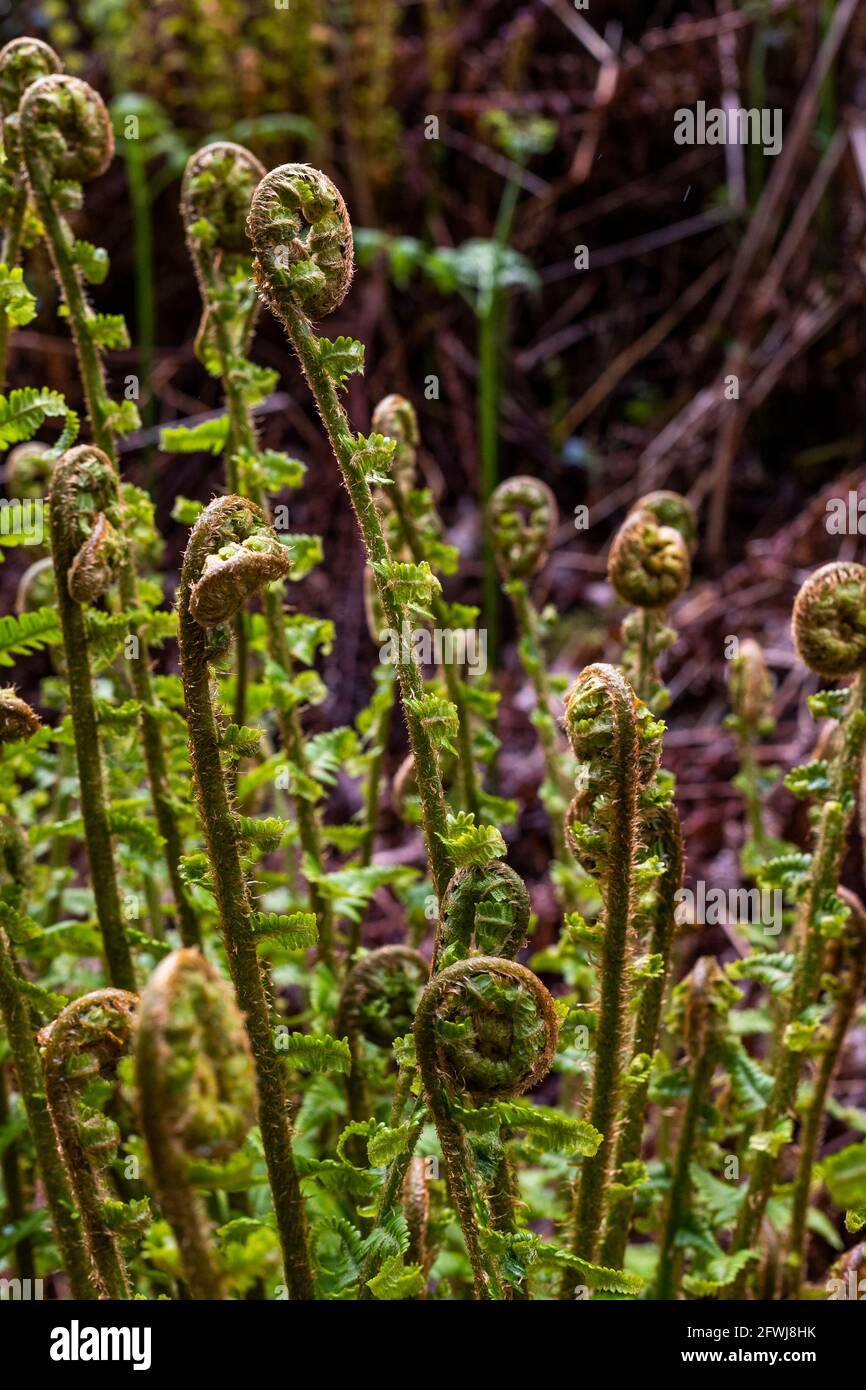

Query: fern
[0,608,61,666]
[0,387,79,450]
[159,414,231,454]
[277,1032,351,1074]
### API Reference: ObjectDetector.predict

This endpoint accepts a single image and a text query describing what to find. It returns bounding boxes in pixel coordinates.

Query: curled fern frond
[135,949,256,1299]
[20,72,114,188]
[185,495,292,628]
[0,687,41,743]
[434,859,530,971]
[248,162,353,321]
[182,140,266,262]
[415,956,557,1297]
[41,988,140,1299]
[608,509,690,610]
[488,474,558,581]
[180,140,266,359]
[728,637,774,731]
[792,562,866,678]
[178,493,314,1298]
[49,445,124,604]
[339,946,429,1049]
[627,489,697,553]
[371,393,419,492]
[0,37,62,165]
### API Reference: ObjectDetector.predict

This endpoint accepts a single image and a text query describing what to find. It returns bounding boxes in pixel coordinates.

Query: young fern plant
[727,562,866,1294]
[608,492,694,712]
[654,958,738,1299]
[784,888,866,1296]
[415,953,558,1298]
[559,663,666,1289]
[178,141,336,963]
[337,945,429,1133]
[0,693,96,1297]
[726,637,779,873]
[177,493,314,1299]
[487,475,580,905]
[247,163,455,905]
[0,37,61,389]
[600,798,684,1268]
[134,948,257,1299]
[19,72,199,948]
[370,392,483,820]
[40,988,141,1299]
[48,446,135,989]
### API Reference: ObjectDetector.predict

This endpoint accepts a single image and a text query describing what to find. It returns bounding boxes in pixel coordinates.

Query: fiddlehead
[247,163,353,321]
[19,72,113,187]
[178,494,313,1299]
[135,948,256,1299]
[41,989,140,1299]
[19,73,118,456]
[337,945,429,1129]
[792,561,866,679]
[0,37,62,169]
[182,142,334,960]
[726,637,777,868]
[49,447,134,990]
[727,562,866,1292]
[370,393,419,494]
[609,498,692,711]
[0,687,42,743]
[488,475,577,902]
[414,956,558,1298]
[180,141,266,492]
[608,511,691,610]
[339,945,429,1050]
[627,490,697,553]
[561,663,664,1284]
[0,38,62,386]
[248,165,453,904]
[488,475,557,583]
[433,860,529,971]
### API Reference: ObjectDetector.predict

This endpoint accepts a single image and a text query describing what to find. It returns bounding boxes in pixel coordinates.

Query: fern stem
[601,803,683,1268]
[784,889,866,1297]
[727,567,866,1293]
[655,959,726,1300]
[560,665,663,1286]
[0,927,96,1296]
[135,948,256,1299]
[42,989,138,1299]
[248,166,453,905]
[48,449,135,990]
[22,74,199,949]
[388,484,481,818]
[178,495,314,1299]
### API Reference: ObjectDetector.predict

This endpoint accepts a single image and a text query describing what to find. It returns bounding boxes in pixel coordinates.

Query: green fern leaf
[160,414,231,455]
[277,1032,351,1074]
[0,608,61,666]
